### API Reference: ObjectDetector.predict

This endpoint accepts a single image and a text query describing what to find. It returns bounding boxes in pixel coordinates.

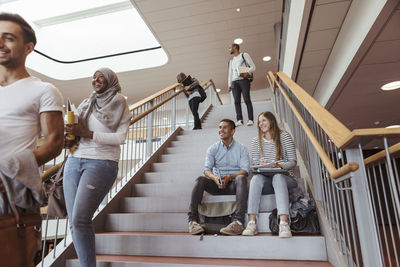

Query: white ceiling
[296,0,351,95]
[294,0,400,130]
[327,2,400,129]
[30,0,283,106]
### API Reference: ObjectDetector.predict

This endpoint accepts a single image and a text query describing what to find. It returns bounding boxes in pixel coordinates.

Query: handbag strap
[53,156,67,183]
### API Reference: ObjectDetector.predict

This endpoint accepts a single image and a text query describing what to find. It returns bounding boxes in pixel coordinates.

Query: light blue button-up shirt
[204,139,250,177]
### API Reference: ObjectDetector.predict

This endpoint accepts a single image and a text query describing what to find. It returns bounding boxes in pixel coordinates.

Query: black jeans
[188,175,248,224]
[231,79,253,122]
[189,97,201,129]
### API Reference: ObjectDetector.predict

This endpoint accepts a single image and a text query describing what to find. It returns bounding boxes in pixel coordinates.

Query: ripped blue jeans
[63,157,118,267]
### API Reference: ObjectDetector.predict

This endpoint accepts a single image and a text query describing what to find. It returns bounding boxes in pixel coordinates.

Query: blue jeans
[248,173,297,216]
[63,157,118,267]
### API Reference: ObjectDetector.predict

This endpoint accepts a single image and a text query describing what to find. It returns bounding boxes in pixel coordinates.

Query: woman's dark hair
[232,43,240,51]
[176,72,186,83]
[0,13,36,45]
[220,118,236,130]
[257,112,282,160]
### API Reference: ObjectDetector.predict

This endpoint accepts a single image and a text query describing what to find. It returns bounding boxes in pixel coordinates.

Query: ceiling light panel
[0,0,167,80]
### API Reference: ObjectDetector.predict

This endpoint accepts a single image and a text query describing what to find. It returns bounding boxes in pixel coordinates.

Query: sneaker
[235,120,243,126]
[247,120,254,126]
[220,221,244,235]
[189,221,205,235]
[279,221,292,238]
[242,220,258,236]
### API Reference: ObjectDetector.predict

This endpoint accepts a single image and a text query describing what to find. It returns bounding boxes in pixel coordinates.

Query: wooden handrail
[129,83,181,112]
[267,72,359,179]
[129,79,216,124]
[364,142,400,165]
[41,162,63,181]
[339,128,400,148]
[274,72,400,149]
[129,78,218,112]
[275,72,352,147]
[130,87,185,124]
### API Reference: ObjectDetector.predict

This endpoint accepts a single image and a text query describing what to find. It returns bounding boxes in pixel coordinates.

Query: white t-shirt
[71,103,131,162]
[0,76,64,160]
[228,52,256,86]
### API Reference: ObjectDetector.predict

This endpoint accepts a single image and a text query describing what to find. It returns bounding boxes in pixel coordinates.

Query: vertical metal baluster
[383,138,400,267]
[41,215,49,266]
[371,164,390,266]
[391,157,400,253]
[366,167,385,264]
[53,217,60,258]
[64,217,69,247]
[378,163,393,267]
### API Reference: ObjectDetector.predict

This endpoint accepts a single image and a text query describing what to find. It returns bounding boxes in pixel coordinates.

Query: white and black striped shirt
[250,132,297,176]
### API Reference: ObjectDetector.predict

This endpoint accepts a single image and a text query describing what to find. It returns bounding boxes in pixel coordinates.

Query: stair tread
[67,255,332,266]
[97,231,323,237]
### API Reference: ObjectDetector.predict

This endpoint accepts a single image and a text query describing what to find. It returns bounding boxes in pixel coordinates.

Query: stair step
[121,197,189,212]
[121,195,276,213]
[105,212,272,233]
[165,147,206,154]
[151,162,203,172]
[132,183,194,197]
[140,172,200,184]
[94,232,327,261]
[66,255,333,267]
[170,140,216,148]
[160,153,207,163]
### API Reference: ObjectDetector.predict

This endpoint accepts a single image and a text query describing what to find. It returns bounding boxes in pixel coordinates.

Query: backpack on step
[198,201,235,234]
[198,214,232,234]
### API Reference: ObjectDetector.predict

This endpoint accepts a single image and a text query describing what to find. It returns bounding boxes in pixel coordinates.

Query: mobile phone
[217,168,223,184]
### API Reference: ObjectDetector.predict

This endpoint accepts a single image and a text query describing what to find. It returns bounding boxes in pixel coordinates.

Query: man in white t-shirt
[228,43,256,127]
[0,13,64,167]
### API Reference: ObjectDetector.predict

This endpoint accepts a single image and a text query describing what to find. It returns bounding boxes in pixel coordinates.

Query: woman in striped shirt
[242,111,297,237]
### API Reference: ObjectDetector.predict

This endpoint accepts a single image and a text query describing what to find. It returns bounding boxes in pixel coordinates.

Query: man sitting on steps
[188,119,250,235]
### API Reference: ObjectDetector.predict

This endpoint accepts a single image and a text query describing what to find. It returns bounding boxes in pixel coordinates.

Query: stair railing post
[146,100,154,158]
[185,99,189,130]
[171,91,176,131]
[209,84,213,106]
[345,145,383,267]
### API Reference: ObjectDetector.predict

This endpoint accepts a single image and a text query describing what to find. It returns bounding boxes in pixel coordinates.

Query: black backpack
[269,208,320,235]
[197,85,207,103]
[199,214,232,234]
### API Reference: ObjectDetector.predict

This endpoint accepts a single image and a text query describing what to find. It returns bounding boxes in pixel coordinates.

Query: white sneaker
[279,221,292,238]
[242,220,258,236]
[235,120,243,126]
[247,120,254,126]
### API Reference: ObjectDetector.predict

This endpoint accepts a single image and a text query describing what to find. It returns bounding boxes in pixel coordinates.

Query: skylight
[0,0,168,80]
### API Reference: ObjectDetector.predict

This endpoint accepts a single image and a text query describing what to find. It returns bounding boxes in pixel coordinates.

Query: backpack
[197,84,207,103]
[197,201,235,234]
[269,208,320,235]
[199,214,232,234]
[241,53,254,82]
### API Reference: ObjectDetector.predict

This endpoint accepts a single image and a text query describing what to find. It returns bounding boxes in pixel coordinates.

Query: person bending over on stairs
[176,72,202,130]
[242,112,297,237]
[188,119,249,235]
[63,68,132,267]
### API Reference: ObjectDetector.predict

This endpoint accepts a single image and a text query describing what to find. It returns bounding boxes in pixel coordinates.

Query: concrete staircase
[66,102,330,266]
